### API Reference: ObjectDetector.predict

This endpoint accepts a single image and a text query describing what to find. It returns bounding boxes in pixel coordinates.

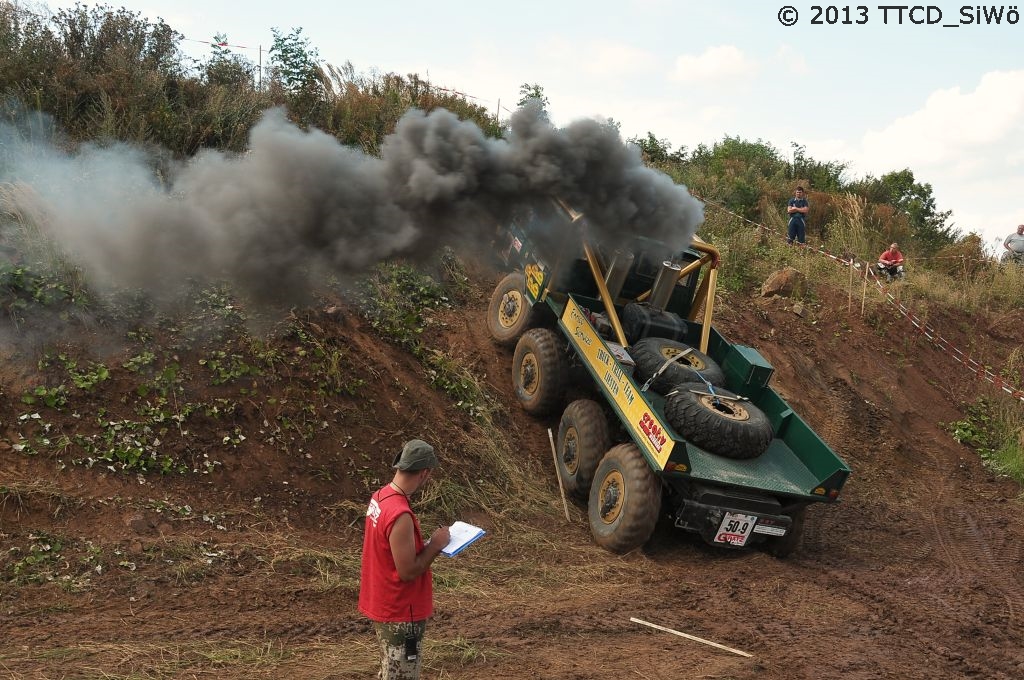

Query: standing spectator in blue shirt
[786,186,809,245]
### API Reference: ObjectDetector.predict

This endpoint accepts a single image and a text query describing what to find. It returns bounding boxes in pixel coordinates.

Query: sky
[36,0,1024,253]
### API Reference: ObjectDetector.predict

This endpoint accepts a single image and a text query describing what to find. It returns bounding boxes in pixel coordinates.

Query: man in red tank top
[359,439,450,679]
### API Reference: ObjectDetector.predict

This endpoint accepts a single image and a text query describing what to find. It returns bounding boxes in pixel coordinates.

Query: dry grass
[0,477,82,518]
[0,182,87,297]
[0,640,347,678]
[0,636,507,679]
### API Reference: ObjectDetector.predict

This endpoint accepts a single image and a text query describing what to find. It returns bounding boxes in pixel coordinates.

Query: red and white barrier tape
[696,194,1024,403]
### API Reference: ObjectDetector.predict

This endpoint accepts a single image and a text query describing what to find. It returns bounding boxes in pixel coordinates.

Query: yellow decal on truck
[563,298,674,469]
[525,263,544,301]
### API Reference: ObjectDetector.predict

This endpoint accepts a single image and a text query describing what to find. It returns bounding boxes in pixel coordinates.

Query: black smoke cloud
[1,102,703,305]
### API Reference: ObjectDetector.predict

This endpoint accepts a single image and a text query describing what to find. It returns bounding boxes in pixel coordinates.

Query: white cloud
[670,45,758,83]
[795,71,1024,249]
[859,70,1024,172]
[533,37,658,79]
[775,45,809,75]
[583,43,658,77]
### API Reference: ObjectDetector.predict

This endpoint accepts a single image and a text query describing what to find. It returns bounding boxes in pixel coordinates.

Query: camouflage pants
[373,620,427,680]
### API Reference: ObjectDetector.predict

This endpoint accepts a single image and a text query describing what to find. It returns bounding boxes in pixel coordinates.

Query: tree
[203,33,253,87]
[269,27,327,124]
[269,27,321,93]
[629,132,673,164]
[689,137,789,180]
[850,169,956,253]
[681,137,790,219]
[517,82,549,111]
[790,142,847,192]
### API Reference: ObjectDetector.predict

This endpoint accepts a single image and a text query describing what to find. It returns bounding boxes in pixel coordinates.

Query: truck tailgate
[684,438,825,497]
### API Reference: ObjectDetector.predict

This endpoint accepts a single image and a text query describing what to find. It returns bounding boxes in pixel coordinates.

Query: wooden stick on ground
[630,617,753,658]
[547,428,572,522]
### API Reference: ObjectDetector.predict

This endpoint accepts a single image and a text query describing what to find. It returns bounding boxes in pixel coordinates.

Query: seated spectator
[877,243,905,281]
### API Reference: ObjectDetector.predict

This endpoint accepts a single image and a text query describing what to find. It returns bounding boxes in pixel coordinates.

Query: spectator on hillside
[359,439,450,680]
[877,243,905,281]
[786,186,809,245]
[1002,224,1024,264]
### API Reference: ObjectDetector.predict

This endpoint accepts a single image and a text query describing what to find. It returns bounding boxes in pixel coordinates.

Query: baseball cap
[392,439,439,471]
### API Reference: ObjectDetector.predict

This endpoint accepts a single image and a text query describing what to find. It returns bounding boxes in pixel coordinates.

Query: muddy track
[3,274,1024,679]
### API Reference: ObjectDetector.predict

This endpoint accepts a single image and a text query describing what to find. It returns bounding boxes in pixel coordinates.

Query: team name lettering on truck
[568,306,593,347]
[639,412,667,452]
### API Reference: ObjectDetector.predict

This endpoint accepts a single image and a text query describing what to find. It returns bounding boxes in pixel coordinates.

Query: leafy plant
[199,350,258,385]
[73,419,185,474]
[425,350,493,421]
[21,384,69,409]
[6,532,65,584]
[946,397,1024,482]
[61,356,110,391]
[123,351,156,373]
[356,262,451,350]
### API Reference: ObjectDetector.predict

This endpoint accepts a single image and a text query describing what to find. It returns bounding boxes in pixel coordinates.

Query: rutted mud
[1,267,1023,679]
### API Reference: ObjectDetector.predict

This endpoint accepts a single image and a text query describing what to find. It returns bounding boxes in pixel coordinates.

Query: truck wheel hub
[562,428,580,473]
[661,347,705,370]
[598,470,624,524]
[519,354,539,394]
[699,394,750,421]
[499,291,524,329]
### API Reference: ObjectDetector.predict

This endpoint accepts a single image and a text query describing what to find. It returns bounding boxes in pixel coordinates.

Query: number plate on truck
[714,512,757,546]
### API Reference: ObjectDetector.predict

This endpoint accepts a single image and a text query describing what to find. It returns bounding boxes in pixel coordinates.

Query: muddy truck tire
[556,399,611,501]
[513,328,567,416]
[765,506,808,558]
[588,443,662,553]
[487,272,544,346]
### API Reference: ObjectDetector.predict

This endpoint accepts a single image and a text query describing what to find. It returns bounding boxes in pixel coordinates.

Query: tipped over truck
[487,199,851,556]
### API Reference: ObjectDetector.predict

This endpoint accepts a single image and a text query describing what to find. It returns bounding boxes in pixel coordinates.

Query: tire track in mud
[818,378,848,452]
[954,506,1024,626]
[797,414,1024,679]
[817,566,1022,680]
[808,460,1024,678]
[915,503,1024,629]
[903,434,1024,631]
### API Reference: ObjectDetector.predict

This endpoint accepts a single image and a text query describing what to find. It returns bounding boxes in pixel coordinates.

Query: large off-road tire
[512,328,567,416]
[765,506,808,558]
[487,272,539,346]
[556,400,611,501]
[664,386,773,459]
[631,337,726,395]
[588,443,662,554]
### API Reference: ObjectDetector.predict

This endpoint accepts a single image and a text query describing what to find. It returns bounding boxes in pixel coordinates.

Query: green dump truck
[487,199,851,556]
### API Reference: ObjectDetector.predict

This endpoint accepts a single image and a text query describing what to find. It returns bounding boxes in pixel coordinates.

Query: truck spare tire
[631,337,726,395]
[664,386,773,459]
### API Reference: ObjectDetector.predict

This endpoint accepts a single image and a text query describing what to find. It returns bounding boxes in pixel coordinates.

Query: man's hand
[430,525,451,548]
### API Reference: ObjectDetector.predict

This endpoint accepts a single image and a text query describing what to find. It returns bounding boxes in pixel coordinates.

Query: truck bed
[556,294,850,503]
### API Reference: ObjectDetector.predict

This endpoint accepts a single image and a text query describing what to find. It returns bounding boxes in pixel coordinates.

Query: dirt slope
[1,261,1023,680]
